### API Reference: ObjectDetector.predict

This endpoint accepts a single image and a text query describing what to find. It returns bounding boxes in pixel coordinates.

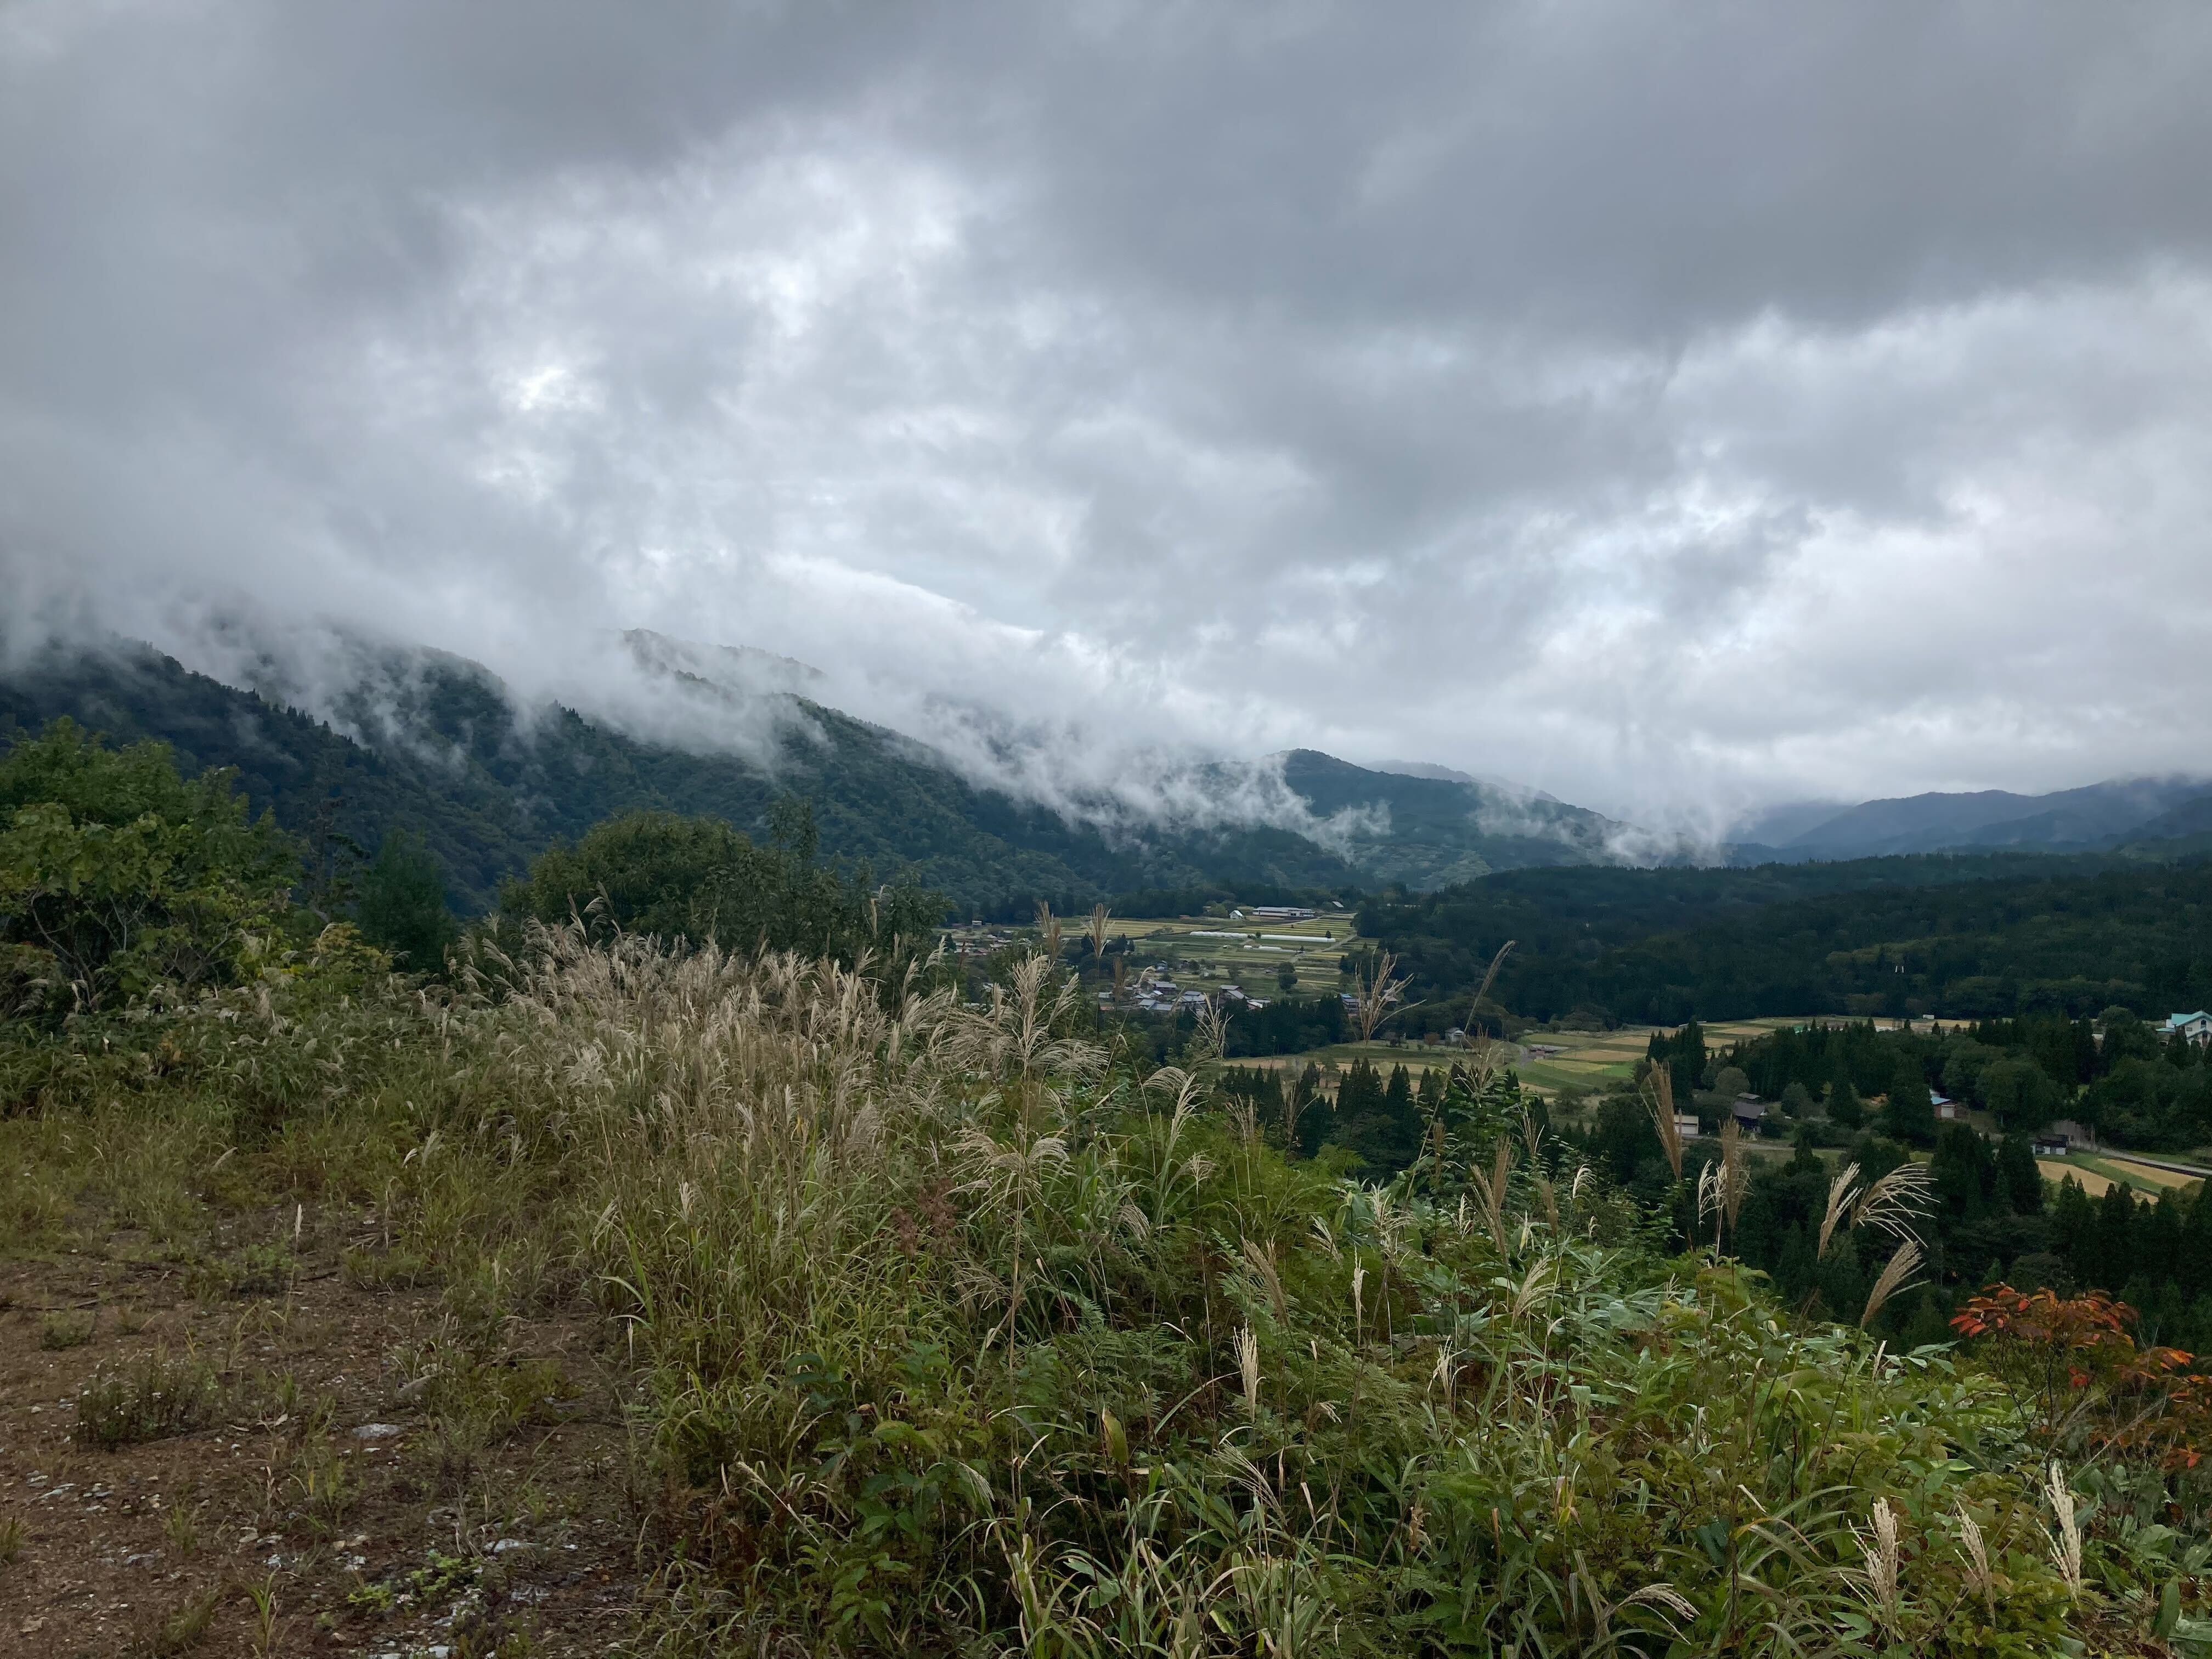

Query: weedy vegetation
[8,925,2212,1654]
[38,1307,93,1349]
[70,1344,227,1449]
[8,724,2212,1654]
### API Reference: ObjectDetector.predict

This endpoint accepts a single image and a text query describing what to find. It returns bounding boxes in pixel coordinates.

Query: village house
[2162,1011,2212,1045]
[1731,1095,1769,1135]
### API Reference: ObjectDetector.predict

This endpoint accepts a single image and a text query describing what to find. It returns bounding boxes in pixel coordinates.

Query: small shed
[2032,1133,2069,1158]
[1673,1112,1703,1142]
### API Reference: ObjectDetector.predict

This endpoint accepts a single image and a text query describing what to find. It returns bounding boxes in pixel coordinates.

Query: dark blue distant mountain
[1734,777,2211,861]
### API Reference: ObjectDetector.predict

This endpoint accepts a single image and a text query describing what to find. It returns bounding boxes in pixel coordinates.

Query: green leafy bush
[1,719,296,1017]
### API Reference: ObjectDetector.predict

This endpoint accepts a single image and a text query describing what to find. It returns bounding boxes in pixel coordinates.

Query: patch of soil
[0,1224,647,1657]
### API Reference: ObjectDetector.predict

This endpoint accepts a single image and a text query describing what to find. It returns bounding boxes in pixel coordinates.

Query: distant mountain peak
[1728,774,2212,862]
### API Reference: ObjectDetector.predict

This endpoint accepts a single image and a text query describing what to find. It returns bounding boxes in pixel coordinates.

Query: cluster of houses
[948,924,1019,958]
[1688,1086,2087,1152]
[1679,1009,2212,1149]
[1108,979,1273,1016]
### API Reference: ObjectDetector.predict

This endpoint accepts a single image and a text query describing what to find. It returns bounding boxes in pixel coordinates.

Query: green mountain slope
[0,641,1366,915]
[1278,748,1623,885]
[0,639,1647,915]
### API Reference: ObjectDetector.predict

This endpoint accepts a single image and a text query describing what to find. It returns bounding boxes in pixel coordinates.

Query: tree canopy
[496,804,944,972]
[0,719,297,1015]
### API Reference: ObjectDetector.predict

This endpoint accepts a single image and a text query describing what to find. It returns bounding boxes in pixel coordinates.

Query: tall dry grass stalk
[1817,1163,1861,1259]
[2047,1461,2085,1599]
[1694,1163,1724,1259]
[1704,1119,1748,1249]
[1350,949,1414,1042]
[1857,1496,1904,1634]
[1461,939,1516,1045]
[1860,1239,1924,1328]
[1471,1142,1513,1252]
[1854,1162,1933,1240]
[1956,1504,1994,1621]
[1241,1238,1288,1325]
[1646,1066,1684,1181]
[1085,902,1111,966]
[1234,1324,1262,1417]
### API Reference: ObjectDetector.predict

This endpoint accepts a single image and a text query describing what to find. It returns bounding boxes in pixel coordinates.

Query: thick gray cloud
[4,0,2211,831]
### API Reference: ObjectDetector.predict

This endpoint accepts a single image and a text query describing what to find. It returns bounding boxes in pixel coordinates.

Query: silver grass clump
[1234,1324,1262,1417]
[1855,1495,1904,1634]
[1861,1238,1925,1329]
[1956,1503,1994,1621]
[2047,1461,2085,1599]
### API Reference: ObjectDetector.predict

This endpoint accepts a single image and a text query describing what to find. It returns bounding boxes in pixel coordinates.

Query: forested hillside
[1273,748,1625,887]
[0,641,1363,916]
[0,639,1660,918]
[1362,854,2212,1026]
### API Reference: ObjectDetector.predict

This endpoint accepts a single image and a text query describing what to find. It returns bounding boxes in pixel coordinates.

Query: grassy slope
[1,933,2195,1654]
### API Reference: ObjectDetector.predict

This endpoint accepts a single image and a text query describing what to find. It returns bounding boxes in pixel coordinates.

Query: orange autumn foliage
[1953,1284,2212,1469]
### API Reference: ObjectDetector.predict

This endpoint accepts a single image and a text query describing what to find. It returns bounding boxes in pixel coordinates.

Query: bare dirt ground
[0,1217,646,1658]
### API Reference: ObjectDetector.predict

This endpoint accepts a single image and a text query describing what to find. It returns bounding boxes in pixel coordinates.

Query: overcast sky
[5,2,2211,826]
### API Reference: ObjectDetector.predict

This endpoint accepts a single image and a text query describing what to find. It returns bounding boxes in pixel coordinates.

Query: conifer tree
[1995,1132,2044,1215]
[2180,1183,2212,1299]
[2048,1178,2096,1272]
[2090,1183,2139,1295]
[1829,1079,1864,1130]
[1882,1053,1935,1145]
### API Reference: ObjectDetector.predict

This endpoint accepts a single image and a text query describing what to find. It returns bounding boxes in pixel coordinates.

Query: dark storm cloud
[4,1,2210,827]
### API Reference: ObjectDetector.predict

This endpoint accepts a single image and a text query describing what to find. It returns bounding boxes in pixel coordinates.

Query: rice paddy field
[1097,910,1357,995]
[946,910,1365,990]
[1220,1019,1820,1099]
[2038,1149,2212,1200]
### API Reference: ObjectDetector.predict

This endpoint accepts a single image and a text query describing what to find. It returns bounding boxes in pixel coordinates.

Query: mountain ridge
[0,634,1638,915]
[1730,775,2212,861]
